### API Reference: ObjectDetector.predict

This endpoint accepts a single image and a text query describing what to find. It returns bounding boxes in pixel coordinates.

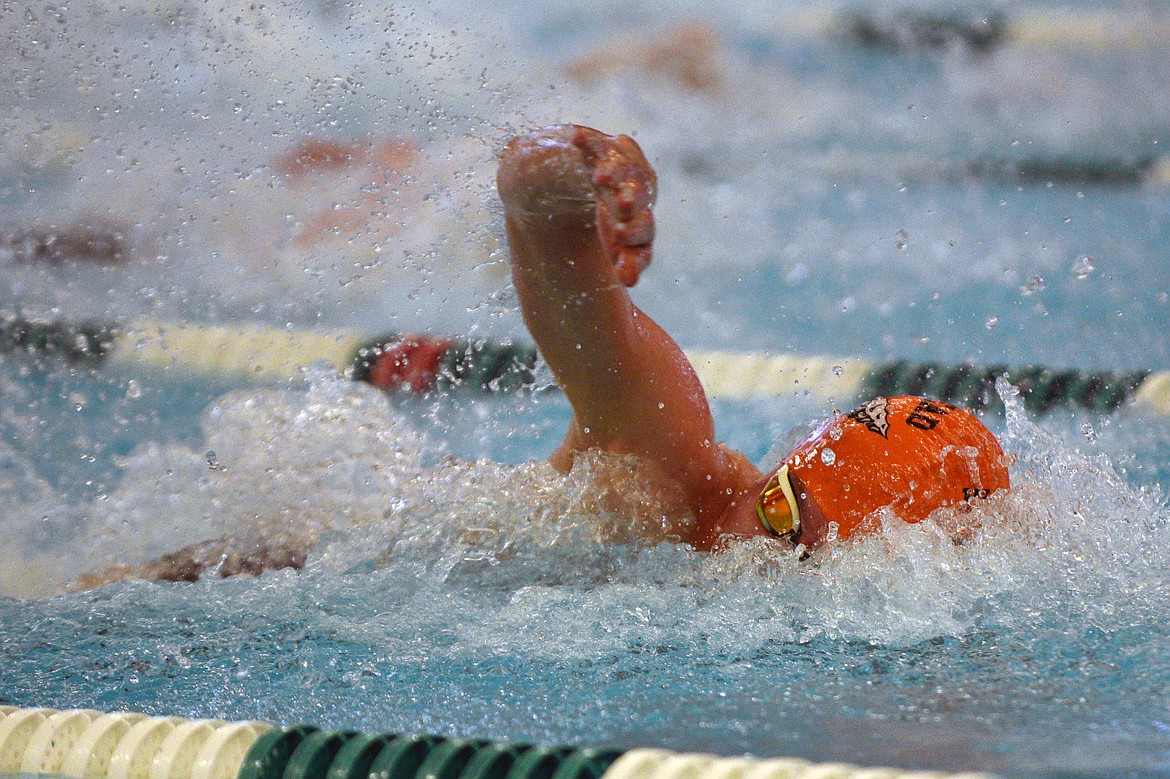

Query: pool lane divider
[2,315,1168,416]
[782,6,1170,53]
[0,707,1000,779]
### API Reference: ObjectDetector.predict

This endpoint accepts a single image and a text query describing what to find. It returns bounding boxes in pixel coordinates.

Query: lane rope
[782,149,1170,187]
[0,707,1000,779]
[780,7,1170,53]
[2,315,1167,415]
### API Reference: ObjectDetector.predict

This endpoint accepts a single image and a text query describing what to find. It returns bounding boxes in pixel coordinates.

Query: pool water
[3,1,1170,777]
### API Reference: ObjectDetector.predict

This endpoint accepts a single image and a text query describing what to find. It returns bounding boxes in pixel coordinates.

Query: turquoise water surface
[3,2,1170,777]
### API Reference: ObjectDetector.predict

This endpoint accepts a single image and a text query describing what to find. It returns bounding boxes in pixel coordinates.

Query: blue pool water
[3,1,1170,777]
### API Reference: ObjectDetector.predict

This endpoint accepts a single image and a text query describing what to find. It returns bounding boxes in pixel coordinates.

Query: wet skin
[497,125,827,550]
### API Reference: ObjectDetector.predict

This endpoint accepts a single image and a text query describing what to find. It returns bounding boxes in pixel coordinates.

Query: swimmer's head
[757,396,1010,547]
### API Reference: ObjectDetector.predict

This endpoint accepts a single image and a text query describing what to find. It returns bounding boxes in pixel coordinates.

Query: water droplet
[985,316,999,330]
[1081,422,1098,442]
[895,229,909,251]
[1020,275,1046,296]
[206,450,222,471]
[657,402,665,409]
[1070,254,1096,279]
[832,365,844,376]
[125,379,142,399]
[820,448,836,466]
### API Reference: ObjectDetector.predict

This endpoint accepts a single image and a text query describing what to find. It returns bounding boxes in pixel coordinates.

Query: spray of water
[0,368,1153,663]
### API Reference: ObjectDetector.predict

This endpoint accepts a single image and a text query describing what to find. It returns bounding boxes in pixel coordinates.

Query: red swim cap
[759,396,1010,543]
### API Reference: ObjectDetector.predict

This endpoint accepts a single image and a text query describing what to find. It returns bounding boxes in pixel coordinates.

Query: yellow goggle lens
[756,465,801,539]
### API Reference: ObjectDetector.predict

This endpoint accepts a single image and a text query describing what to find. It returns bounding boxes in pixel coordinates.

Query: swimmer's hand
[497,125,656,287]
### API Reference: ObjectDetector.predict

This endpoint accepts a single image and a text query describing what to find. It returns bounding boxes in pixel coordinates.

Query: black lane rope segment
[548,749,625,779]
[0,315,114,364]
[285,730,360,779]
[326,734,398,779]
[863,360,1151,415]
[460,743,532,779]
[367,735,448,779]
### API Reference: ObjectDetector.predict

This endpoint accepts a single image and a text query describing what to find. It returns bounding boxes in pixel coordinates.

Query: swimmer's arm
[498,126,754,529]
[498,126,702,446]
[68,537,306,591]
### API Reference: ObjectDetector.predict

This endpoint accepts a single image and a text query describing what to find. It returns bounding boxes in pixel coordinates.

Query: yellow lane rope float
[1,315,1166,416]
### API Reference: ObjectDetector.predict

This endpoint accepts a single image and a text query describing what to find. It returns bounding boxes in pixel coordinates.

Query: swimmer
[69,537,307,591]
[70,125,1009,591]
[496,124,1010,551]
[1,218,131,265]
[563,20,723,94]
[273,137,418,250]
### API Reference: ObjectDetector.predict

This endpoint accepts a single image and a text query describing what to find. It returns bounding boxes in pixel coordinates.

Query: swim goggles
[756,464,801,541]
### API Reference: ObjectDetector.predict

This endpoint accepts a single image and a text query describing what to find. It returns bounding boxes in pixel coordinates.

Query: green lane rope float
[859,360,1156,416]
[683,352,1167,416]
[2,315,1168,416]
[0,315,111,365]
[0,707,1000,779]
[840,8,1008,52]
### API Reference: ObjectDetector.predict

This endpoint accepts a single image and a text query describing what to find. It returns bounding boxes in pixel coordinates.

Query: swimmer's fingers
[572,128,657,286]
[497,124,656,287]
[614,243,653,288]
[596,185,655,287]
[597,198,654,286]
[573,130,657,220]
[608,200,655,246]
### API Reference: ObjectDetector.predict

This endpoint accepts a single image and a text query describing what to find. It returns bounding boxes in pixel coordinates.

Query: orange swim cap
[760,396,1010,543]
